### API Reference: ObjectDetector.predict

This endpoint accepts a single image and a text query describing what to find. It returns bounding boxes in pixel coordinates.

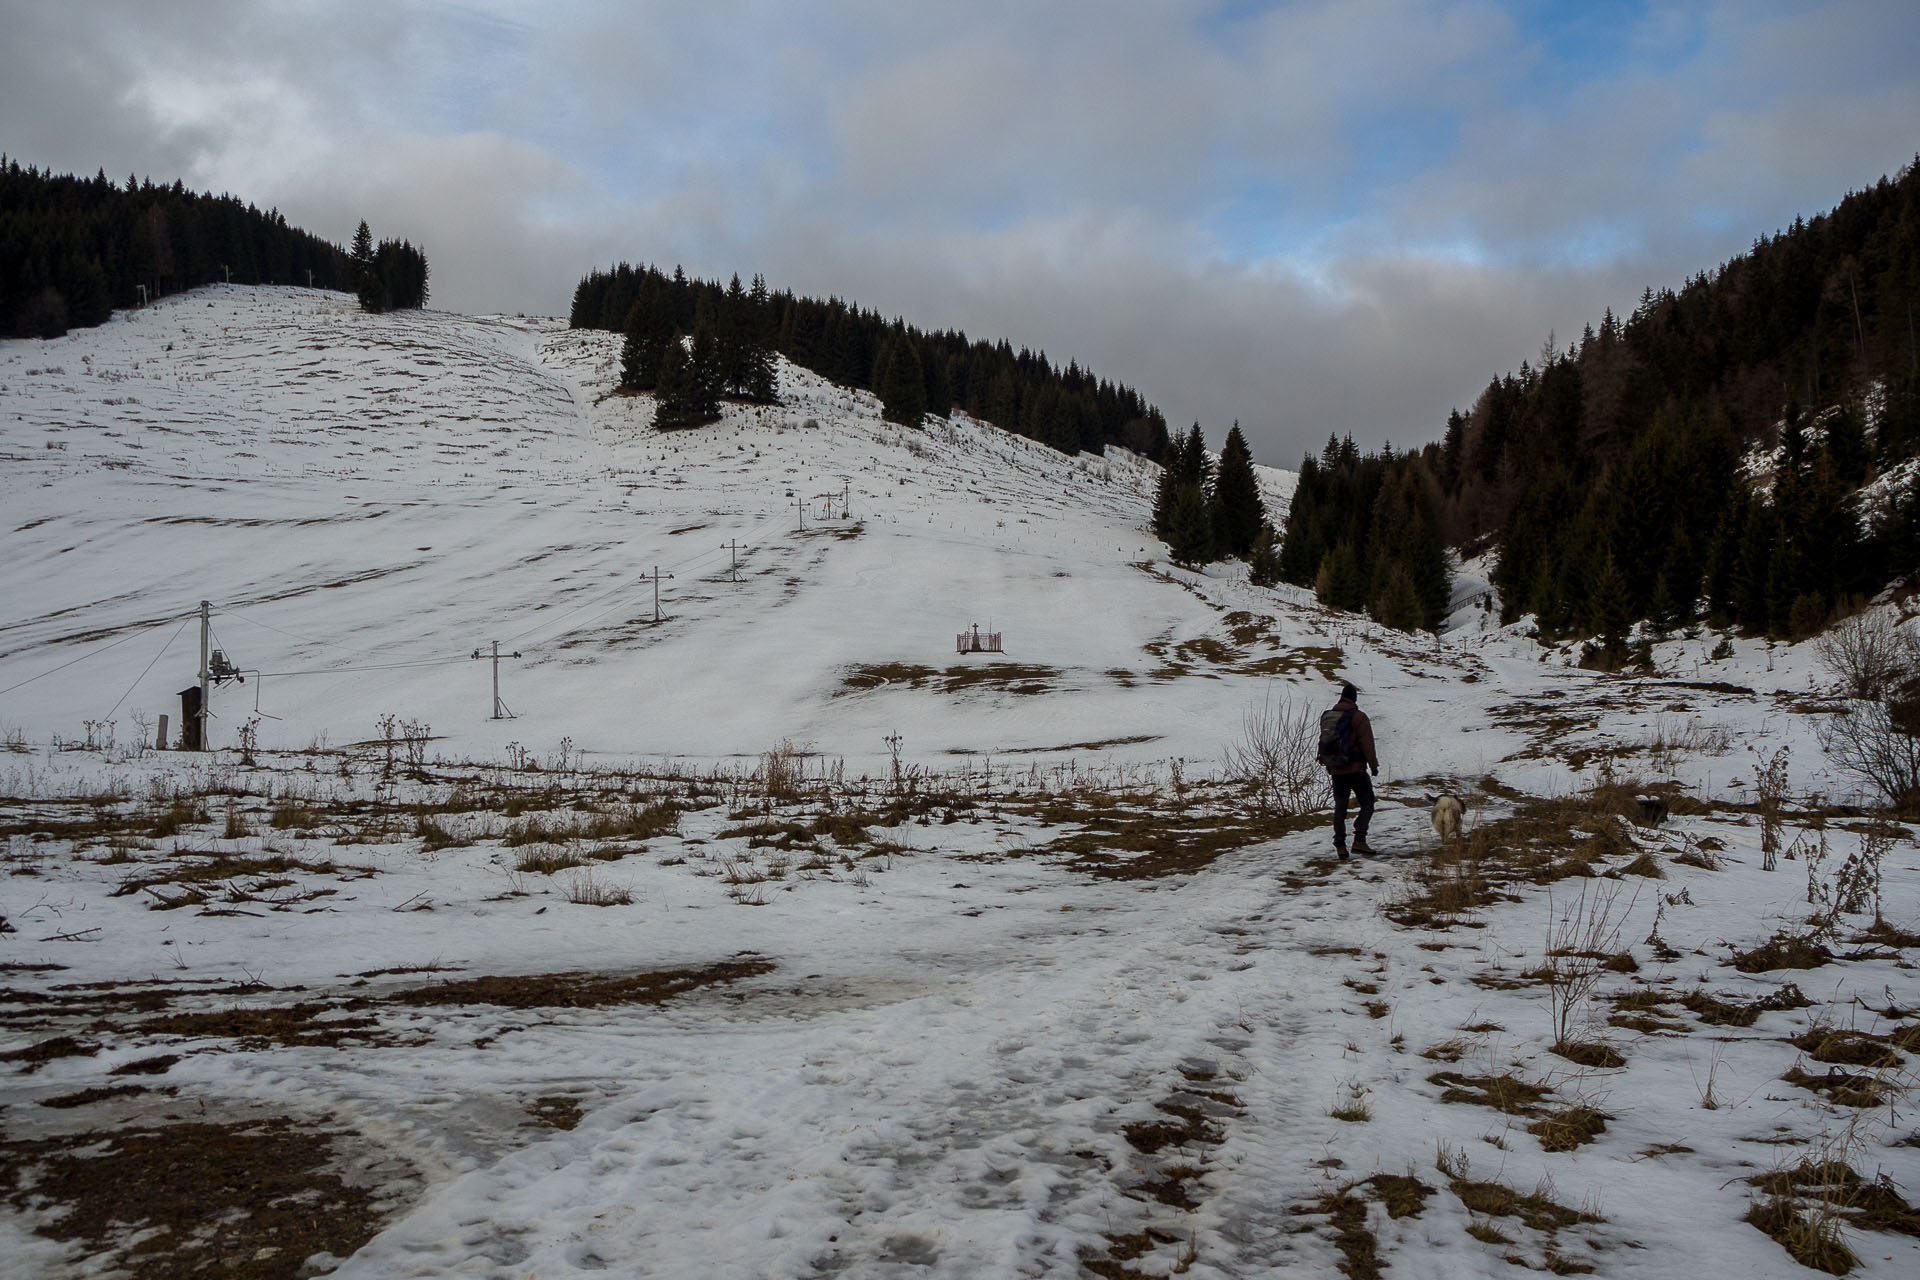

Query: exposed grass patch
[1781,1065,1892,1108]
[388,958,774,1010]
[528,1095,585,1130]
[1792,1028,1903,1068]
[1527,1106,1610,1152]
[1304,1174,1432,1280]
[564,869,633,906]
[840,662,1060,696]
[1450,1177,1599,1232]
[1616,852,1666,879]
[1551,1040,1626,1069]
[1027,803,1318,880]
[1680,983,1811,1027]
[138,1002,386,1050]
[1123,1100,1226,1154]
[1733,931,1835,973]
[39,1084,154,1110]
[0,1117,388,1279]
[109,851,344,900]
[1745,1197,1858,1274]
[1429,1071,1551,1116]
[0,1035,96,1070]
[513,845,587,874]
[505,800,680,847]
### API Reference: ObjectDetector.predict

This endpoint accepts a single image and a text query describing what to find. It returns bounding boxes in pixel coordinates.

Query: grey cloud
[5,0,1917,464]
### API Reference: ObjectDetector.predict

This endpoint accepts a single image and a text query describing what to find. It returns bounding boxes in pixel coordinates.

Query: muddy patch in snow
[0,1114,400,1280]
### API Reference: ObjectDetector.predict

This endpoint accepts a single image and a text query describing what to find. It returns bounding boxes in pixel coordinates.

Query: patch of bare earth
[0,1117,391,1279]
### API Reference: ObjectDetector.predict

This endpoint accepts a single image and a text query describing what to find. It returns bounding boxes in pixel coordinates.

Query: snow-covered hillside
[2,289,1918,1279]
[2,285,1299,769]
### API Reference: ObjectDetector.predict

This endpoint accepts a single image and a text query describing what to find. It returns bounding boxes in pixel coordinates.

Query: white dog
[1428,793,1466,844]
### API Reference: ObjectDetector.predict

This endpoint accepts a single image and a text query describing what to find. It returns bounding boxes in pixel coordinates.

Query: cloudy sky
[5,1,1917,463]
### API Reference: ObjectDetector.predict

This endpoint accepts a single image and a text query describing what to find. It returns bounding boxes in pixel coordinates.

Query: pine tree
[1151,443,1181,541]
[1586,555,1632,657]
[651,336,692,429]
[1210,421,1265,558]
[350,221,373,280]
[352,220,386,312]
[687,323,723,420]
[1315,542,1364,612]
[1248,523,1282,587]
[1166,484,1215,565]
[719,273,749,395]
[878,335,927,426]
[1370,562,1424,631]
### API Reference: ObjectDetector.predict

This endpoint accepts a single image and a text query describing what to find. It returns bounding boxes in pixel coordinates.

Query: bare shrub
[1644,716,1733,770]
[1819,700,1920,814]
[1542,880,1636,1056]
[1223,688,1327,817]
[1816,610,1919,699]
[1756,747,1791,862]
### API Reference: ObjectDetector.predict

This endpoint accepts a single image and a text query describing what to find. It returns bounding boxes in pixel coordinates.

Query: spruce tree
[1315,542,1364,612]
[878,336,927,426]
[687,323,723,420]
[1370,562,1424,631]
[1248,523,1282,587]
[1166,484,1215,565]
[1586,555,1632,657]
[1210,421,1265,558]
[1151,444,1181,541]
[350,221,373,280]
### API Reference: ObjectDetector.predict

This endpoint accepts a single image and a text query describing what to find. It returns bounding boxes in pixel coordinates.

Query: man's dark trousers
[1332,771,1374,848]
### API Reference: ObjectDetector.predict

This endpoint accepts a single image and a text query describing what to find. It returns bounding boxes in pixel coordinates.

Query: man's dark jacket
[1327,696,1378,776]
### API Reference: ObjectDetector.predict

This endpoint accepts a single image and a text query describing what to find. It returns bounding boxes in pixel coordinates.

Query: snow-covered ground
[2,288,1917,1278]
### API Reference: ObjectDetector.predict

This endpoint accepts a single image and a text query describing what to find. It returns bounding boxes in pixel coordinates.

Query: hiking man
[1318,682,1378,859]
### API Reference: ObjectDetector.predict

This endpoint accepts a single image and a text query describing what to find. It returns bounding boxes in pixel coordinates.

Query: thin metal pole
[492,640,502,719]
[198,600,211,751]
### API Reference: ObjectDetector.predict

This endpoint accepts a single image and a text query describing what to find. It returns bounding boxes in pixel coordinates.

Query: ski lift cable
[505,514,774,647]
[101,616,191,722]
[0,612,194,699]
[502,509,792,647]
[249,657,469,678]
[212,600,448,661]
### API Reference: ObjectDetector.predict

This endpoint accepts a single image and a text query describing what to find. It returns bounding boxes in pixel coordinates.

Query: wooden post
[156,714,169,750]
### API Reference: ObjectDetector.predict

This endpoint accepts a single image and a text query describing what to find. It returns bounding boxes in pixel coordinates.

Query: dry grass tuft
[1733,932,1835,973]
[1616,852,1666,879]
[1781,1065,1892,1108]
[514,845,587,874]
[1527,1105,1610,1152]
[1551,1039,1626,1069]
[1429,1071,1551,1116]
[1745,1197,1858,1274]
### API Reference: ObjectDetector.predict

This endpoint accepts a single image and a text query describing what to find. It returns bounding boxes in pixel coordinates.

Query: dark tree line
[1285,157,1920,644]
[0,158,352,338]
[1277,437,1451,632]
[1460,158,1920,644]
[349,220,429,313]
[612,267,776,428]
[570,263,1170,455]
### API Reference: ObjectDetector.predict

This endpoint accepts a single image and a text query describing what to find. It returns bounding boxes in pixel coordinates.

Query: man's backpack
[1316,708,1355,769]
